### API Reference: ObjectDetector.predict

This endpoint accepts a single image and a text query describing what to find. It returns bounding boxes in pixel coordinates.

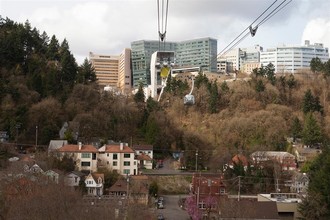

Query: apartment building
[131,37,217,87]
[89,49,132,93]
[260,40,329,74]
[98,143,138,175]
[57,143,99,172]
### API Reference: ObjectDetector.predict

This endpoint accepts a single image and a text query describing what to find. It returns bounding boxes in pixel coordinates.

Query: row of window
[82,161,134,167]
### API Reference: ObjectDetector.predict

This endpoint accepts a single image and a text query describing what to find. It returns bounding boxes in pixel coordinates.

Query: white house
[64,171,85,187]
[57,142,98,172]
[290,172,309,194]
[133,145,153,169]
[98,143,138,175]
[85,173,104,196]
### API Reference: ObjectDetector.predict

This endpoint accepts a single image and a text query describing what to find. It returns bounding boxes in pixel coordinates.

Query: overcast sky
[1,0,329,64]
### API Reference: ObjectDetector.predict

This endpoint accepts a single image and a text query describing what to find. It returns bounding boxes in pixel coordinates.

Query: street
[155,195,190,220]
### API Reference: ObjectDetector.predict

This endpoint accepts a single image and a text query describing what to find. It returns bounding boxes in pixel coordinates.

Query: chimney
[78,142,82,150]
[120,143,123,151]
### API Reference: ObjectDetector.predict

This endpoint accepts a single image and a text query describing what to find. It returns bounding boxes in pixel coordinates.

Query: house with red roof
[57,142,99,172]
[98,143,138,175]
[133,145,154,169]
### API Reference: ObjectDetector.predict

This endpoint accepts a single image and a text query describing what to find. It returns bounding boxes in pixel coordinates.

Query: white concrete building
[57,143,98,172]
[98,143,138,175]
[260,40,329,74]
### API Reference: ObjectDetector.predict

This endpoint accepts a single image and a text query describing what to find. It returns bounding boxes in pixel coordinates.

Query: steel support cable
[218,0,279,56]
[255,0,289,27]
[157,0,169,51]
[219,0,292,57]
[259,0,292,26]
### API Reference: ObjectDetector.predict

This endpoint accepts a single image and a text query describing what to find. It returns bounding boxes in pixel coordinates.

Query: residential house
[43,169,63,184]
[108,178,129,197]
[23,163,44,174]
[133,145,153,169]
[48,140,68,155]
[294,145,322,163]
[64,171,85,187]
[85,173,104,196]
[57,142,98,172]
[98,143,138,175]
[290,172,309,194]
[250,151,296,171]
[191,173,226,211]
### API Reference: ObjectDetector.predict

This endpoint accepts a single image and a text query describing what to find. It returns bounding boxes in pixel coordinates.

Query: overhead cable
[219,0,292,57]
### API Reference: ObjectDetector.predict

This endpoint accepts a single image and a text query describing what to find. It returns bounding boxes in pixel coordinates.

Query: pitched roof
[136,153,152,161]
[48,140,68,152]
[133,145,153,151]
[99,145,134,153]
[91,173,104,182]
[58,144,98,153]
[109,179,128,192]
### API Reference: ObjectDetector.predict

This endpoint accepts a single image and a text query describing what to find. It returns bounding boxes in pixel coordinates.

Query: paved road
[155,195,190,220]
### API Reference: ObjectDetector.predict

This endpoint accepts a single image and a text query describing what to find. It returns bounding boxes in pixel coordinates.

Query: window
[113,154,118,160]
[113,161,118,166]
[81,162,90,167]
[124,161,130,166]
[124,154,130,158]
[74,177,78,183]
[124,169,130,174]
[107,153,109,157]
[81,153,90,158]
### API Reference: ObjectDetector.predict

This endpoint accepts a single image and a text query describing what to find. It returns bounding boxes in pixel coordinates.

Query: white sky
[1,0,329,64]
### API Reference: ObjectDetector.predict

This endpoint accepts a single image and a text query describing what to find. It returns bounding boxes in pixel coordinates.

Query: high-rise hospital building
[131,37,218,87]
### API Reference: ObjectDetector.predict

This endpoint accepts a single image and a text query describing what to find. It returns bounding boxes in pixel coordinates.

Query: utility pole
[238,176,241,201]
[35,125,38,150]
[195,149,198,172]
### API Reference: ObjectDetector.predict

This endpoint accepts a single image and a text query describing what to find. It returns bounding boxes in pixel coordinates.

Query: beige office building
[89,49,132,93]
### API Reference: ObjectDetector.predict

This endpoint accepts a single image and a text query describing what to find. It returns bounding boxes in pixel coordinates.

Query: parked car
[157,202,164,209]
[157,213,165,220]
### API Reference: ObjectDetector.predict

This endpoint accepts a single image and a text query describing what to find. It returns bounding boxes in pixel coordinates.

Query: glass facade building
[131,37,217,87]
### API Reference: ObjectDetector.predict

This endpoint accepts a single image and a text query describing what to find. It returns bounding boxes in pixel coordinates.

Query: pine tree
[302,113,322,147]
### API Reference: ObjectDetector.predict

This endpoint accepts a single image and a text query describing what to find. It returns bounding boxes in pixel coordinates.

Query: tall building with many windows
[260,40,329,74]
[131,40,176,87]
[131,37,217,87]
[89,49,132,93]
[217,45,263,74]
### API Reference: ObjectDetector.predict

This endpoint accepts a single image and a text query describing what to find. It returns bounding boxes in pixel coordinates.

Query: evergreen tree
[302,89,323,114]
[134,82,145,103]
[265,63,276,85]
[310,57,324,73]
[290,116,302,142]
[208,81,219,114]
[302,113,322,147]
[255,79,265,92]
[46,35,60,61]
[77,58,97,84]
